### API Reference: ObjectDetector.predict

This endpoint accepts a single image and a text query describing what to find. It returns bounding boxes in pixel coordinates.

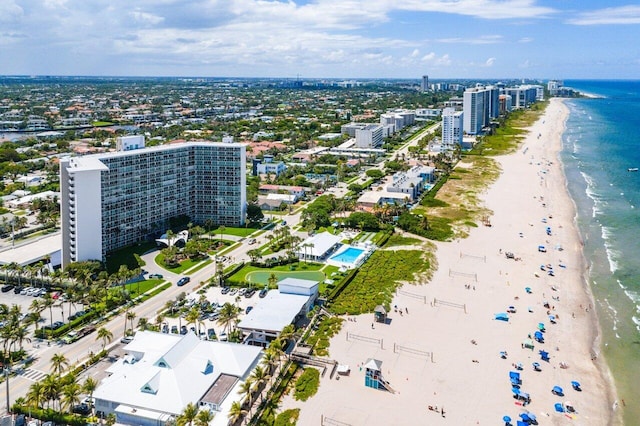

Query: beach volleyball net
[393,343,434,362]
[346,332,384,349]
[432,298,467,313]
[321,415,352,426]
[449,268,478,281]
[460,252,487,262]
[398,289,427,303]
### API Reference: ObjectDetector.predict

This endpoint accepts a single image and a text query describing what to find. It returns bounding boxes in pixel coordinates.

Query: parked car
[1,285,14,293]
[72,403,91,415]
[171,325,178,334]
[229,288,238,295]
[120,336,134,344]
[176,277,190,286]
[221,286,230,294]
[244,288,256,298]
[162,324,169,333]
[238,288,247,296]
[180,325,187,335]
[13,286,23,294]
[248,238,256,245]
[245,306,253,314]
[149,273,164,279]
[259,288,268,298]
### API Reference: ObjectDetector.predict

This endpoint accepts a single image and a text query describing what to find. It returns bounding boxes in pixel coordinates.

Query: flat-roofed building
[60,142,246,267]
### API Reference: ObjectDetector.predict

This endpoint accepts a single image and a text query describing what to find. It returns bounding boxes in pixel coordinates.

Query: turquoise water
[562,80,640,424]
[330,247,365,264]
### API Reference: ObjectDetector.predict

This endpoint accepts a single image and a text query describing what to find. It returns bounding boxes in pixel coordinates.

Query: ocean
[561,80,640,424]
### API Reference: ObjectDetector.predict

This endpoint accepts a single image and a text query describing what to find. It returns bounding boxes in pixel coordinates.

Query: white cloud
[518,37,533,43]
[394,0,556,20]
[483,57,496,67]
[410,49,420,58]
[130,10,165,26]
[0,0,23,23]
[437,35,503,44]
[567,5,640,25]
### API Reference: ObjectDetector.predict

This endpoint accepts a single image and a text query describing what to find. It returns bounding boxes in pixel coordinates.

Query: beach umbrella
[512,387,521,396]
[554,403,565,413]
[519,413,531,422]
[549,315,557,323]
[532,362,541,371]
[525,287,532,294]
[552,385,564,396]
[534,331,544,342]
[538,322,545,331]
[503,415,512,423]
[571,381,581,391]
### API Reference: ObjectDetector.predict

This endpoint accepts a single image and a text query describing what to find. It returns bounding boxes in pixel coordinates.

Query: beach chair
[539,350,550,362]
[532,362,541,372]
[509,371,521,386]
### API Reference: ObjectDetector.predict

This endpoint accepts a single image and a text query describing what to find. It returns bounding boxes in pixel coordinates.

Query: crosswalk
[19,368,47,382]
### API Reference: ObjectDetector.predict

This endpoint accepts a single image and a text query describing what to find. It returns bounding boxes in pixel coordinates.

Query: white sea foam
[632,316,640,333]
[602,298,620,337]
[601,226,620,273]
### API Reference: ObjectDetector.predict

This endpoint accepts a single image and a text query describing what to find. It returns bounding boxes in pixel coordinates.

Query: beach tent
[571,381,582,391]
[554,403,565,413]
[495,313,509,321]
[539,350,550,362]
[538,245,546,252]
[517,422,528,426]
[534,331,544,343]
[538,322,546,331]
[552,386,564,396]
[509,371,521,386]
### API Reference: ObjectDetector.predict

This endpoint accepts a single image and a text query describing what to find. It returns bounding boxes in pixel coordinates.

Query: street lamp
[4,362,11,414]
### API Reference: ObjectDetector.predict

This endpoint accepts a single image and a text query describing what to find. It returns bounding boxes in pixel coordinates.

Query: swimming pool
[329,246,366,265]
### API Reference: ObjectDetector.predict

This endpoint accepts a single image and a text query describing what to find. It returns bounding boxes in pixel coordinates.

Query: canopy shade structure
[538,322,546,331]
[534,331,544,342]
[571,381,582,391]
[539,350,550,361]
[555,403,565,413]
[552,386,564,396]
[503,415,512,422]
[509,371,521,386]
[495,313,509,321]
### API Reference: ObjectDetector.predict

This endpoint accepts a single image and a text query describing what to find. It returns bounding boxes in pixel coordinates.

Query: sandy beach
[282,99,620,425]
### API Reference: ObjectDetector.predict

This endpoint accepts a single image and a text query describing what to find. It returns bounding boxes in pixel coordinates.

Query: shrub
[293,368,320,401]
[275,409,300,425]
[11,405,86,426]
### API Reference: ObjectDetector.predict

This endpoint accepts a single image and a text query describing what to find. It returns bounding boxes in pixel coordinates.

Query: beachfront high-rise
[462,85,499,135]
[441,108,463,149]
[60,142,246,267]
[421,75,429,92]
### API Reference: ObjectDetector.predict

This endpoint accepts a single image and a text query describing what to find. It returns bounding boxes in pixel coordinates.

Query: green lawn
[155,253,203,274]
[112,278,163,298]
[210,226,258,237]
[185,258,213,275]
[105,242,157,274]
[228,262,324,285]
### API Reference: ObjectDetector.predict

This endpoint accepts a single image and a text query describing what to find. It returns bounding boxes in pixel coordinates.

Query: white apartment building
[60,142,246,267]
[441,108,463,149]
[116,135,146,151]
[355,124,384,148]
[462,86,499,135]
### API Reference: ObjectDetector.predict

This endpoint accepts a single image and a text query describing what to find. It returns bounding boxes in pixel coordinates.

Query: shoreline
[281,98,618,425]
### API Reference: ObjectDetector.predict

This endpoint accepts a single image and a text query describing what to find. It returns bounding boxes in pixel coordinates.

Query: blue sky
[1,0,638,79]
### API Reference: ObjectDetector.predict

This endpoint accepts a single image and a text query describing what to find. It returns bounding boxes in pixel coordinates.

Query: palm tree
[176,402,199,426]
[41,293,55,332]
[250,365,270,403]
[185,307,200,335]
[137,317,149,331]
[42,373,61,410]
[227,400,246,425]
[260,350,278,380]
[50,353,69,376]
[218,225,225,243]
[216,303,240,335]
[96,327,113,350]
[61,382,81,413]
[26,381,44,409]
[194,409,214,426]
[165,229,175,248]
[237,379,254,415]
[126,311,137,336]
[267,273,278,289]
[83,376,97,414]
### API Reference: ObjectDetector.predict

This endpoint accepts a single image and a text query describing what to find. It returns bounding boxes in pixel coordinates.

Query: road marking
[19,368,47,382]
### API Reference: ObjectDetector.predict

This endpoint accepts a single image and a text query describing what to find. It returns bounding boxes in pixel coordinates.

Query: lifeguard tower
[364,358,395,393]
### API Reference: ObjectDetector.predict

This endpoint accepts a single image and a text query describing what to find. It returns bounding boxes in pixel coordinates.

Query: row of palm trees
[227,325,296,425]
[18,352,98,415]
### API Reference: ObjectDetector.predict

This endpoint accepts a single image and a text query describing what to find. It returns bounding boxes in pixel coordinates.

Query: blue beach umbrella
[571,381,582,391]
[512,387,521,396]
[554,402,565,413]
[503,415,512,423]
[552,385,564,396]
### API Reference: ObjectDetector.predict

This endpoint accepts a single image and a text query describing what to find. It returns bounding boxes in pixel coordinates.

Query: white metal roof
[0,233,61,266]
[94,331,262,416]
[237,291,309,333]
[296,232,342,257]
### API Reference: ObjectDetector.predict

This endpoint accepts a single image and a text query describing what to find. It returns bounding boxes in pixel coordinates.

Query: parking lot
[159,285,267,342]
[0,286,67,325]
